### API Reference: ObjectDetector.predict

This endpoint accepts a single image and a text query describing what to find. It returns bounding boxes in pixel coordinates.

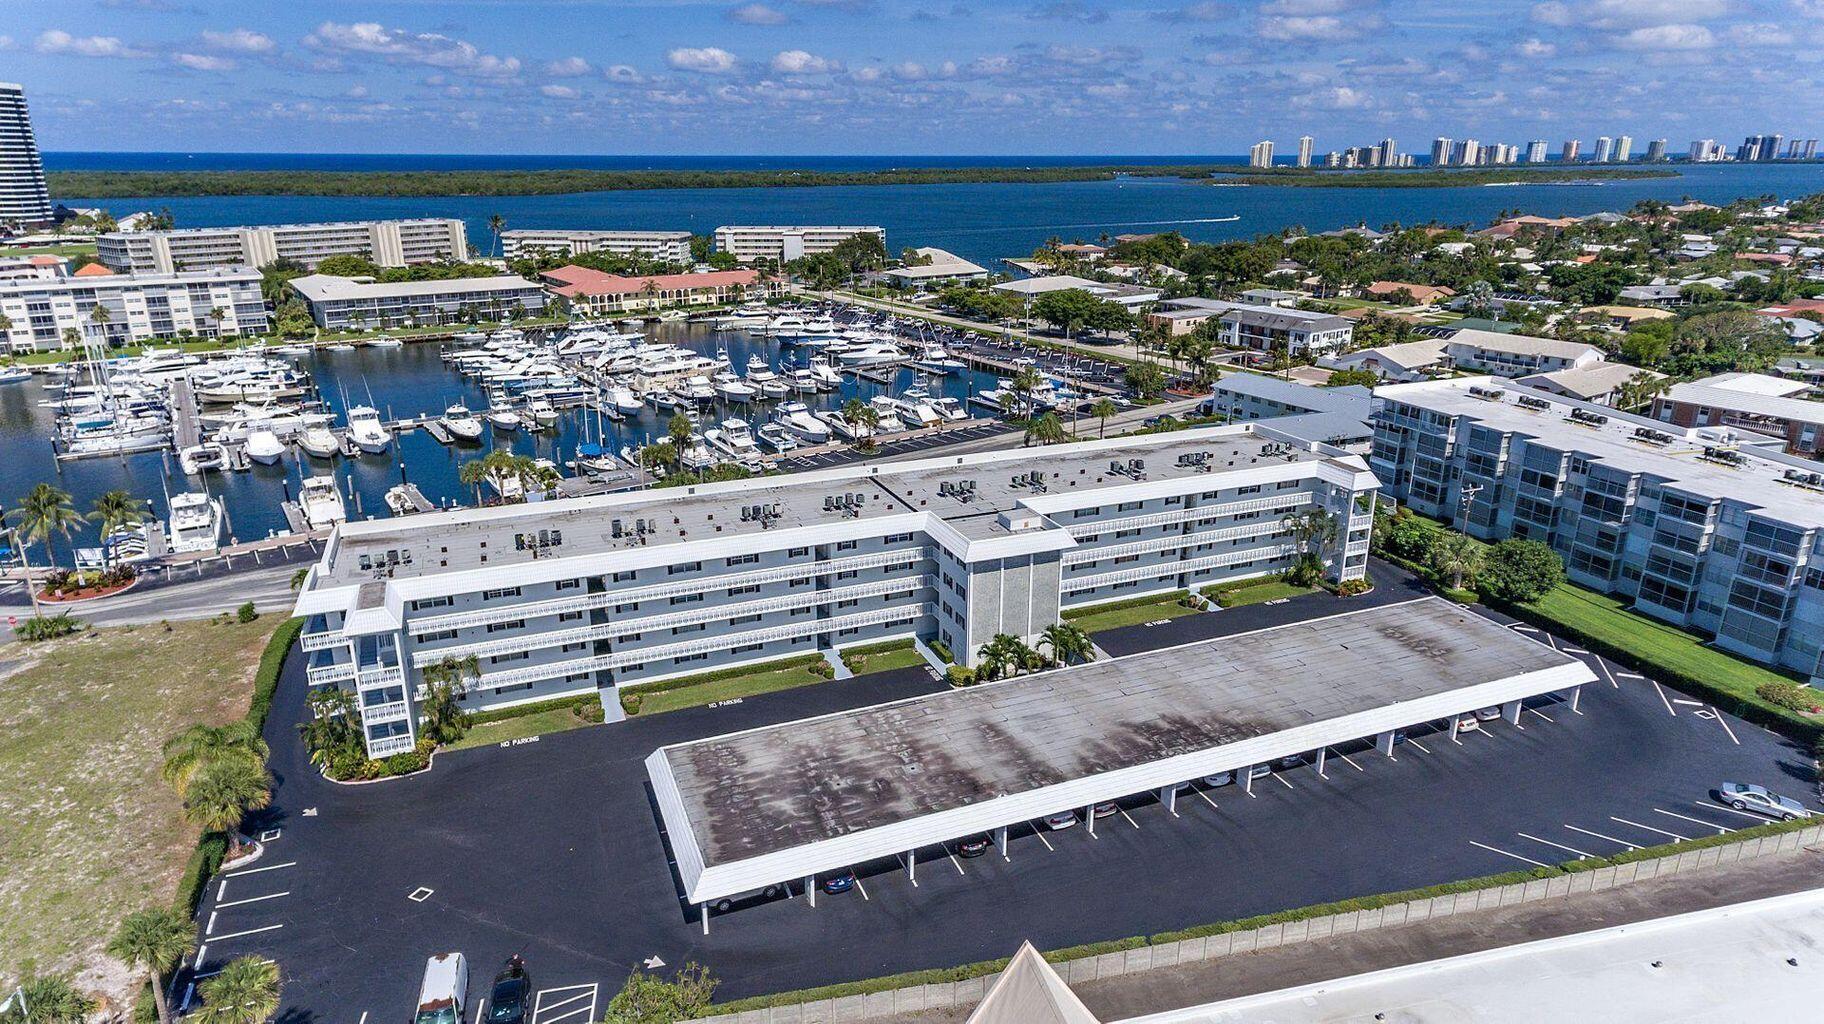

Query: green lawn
[624,659,832,716]
[444,705,596,751]
[1064,595,1202,633]
[1524,584,1811,729]
[1207,579,1316,608]
[841,641,928,676]
[0,242,97,260]
[0,617,278,997]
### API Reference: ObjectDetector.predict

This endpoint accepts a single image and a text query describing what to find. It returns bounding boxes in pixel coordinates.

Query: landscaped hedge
[620,653,828,695]
[465,692,600,726]
[172,833,228,917]
[838,638,916,671]
[1062,590,1190,619]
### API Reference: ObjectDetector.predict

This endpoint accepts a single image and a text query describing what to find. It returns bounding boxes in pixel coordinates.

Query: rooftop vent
[1517,395,1551,411]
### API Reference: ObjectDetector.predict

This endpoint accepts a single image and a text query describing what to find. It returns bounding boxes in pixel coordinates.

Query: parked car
[1454,714,1482,733]
[1043,811,1079,830]
[1276,753,1307,769]
[413,953,469,1024]
[710,882,785,913]
[820,870,856,894]
[1091,801,1119,818]
[1717,782,1812,821]
[485,957,530,1024]
[956,834,992,858]
[1204,765,1271,787]
[1474,707,1501,722]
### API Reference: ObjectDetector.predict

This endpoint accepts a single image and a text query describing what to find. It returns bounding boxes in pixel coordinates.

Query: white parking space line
[897,853,922,881]
[1699,800,1777,823]
[852,874,870,901]
[1272,771,1294,789]
[1527,707,1554,723]
[1510,624,1539,634]
[532,985,599,1024]
[223,861,296,878]
[1655,808,1733,834]
[1594,658,1622,690]
[1563,647,1588,654]
[215,891,289,909]
[1330,747,1364,772]
[1196,788,1219,809]
[1470,840,1550,868]
[1711,707,1741,745]
[1517,832,1591,859]
[1404,738,1432,754]
[1565,824,1641,850]
[947,852,965,875]
[1119,809,1141,830]
[473,998,487,1024]
[216,880,227,903]
[1650,680,1677,716]
[195,945,208,969]
[1611,816,1689,842]
[1617,672,1645,680]
[204,923,283,943]
[206,912,217,936]
[1034,828,1056,851]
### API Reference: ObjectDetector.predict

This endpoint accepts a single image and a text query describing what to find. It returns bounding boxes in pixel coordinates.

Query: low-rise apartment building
[1651,372,1824,456]
[294,425,1377,757]
[1445,328,1605,376]
[98,218,470,274]
[538,266,768,314]
[1371,377,1824,682]
[712,225,884,263]
[0,267,267,352]
[289,273,547,330]
[1146,299,1353,355]
[500,229,693,263]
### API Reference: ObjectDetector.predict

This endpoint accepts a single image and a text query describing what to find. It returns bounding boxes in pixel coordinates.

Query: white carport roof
[647,598,1596,906]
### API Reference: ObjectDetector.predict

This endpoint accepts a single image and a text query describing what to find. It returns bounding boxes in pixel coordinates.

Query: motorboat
[273,344,312,356]
[439,404,486,442]
[166,492,224,553]
[928,395,968,421]
[177,443,226,475]
[868,395,909,432]
[883,393,944,429]
[244,429,286,466]
[677,375,717,405]
[487,403,522,431]
[527,398,559,427]
[705,418,763,461]
[712,371,757,402]
[384,485,418,516]
[606,386,644,414]
[572,442,619,474]
[911,346,968,375]
[784,368,820,394]
[677,434,717,473]
[367,337,405,348]
[647,389,684,412]
[298,475,347,530]
[808,357,844,389]
[836,342,905,367]
[346,405,392,454]
[0,366,32,385]
[760,315,808,336]
[296,414,341,459]
[774,402,831,444]
[712,304,773,329]
[756,422,799,454]
[817,408,874,441]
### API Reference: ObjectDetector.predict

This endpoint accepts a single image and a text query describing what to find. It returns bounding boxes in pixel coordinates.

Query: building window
[556,578,581,591]
[558,611,585,623]
[411,596,451,610]
[837,540,858,551]
[482,587,522,600]
[668,561,701,575]
[419,628,456,642]
[669,594,702,605]
[673,653,707,665]
[613,570,636,582]
[489,651,529,664]
[486,619,525,633]
[726,554,759,566]
[727,584,759,596]
[789,547,809,557]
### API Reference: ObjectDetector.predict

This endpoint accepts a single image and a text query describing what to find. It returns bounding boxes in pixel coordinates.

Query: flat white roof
[289,274,541,301]
[1446,328,1602,361]
[648,599,1594,904]
[1121,888,1824,1024]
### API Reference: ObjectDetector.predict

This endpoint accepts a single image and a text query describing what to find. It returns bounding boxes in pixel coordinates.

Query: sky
[5,0,1824,155]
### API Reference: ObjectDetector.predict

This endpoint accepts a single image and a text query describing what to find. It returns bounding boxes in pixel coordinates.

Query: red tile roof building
[537,266,773,313]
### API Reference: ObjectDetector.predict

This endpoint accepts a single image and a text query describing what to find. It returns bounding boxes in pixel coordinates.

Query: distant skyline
[6,0,1824,154]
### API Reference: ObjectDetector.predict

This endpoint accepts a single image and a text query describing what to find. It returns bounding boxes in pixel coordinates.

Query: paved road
[818,290,1151,363]
[0,555,307,634]
[187,561,1806,1021]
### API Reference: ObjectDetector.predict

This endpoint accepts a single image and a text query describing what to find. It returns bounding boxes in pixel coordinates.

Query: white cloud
[603,64,645,83]
[1586,0,1726,27]
[1726,22,1792,46]
[540,84,581,99]
[965,55,1016,76]
[35,30,149,59]
[667,46,738,73]
[1294,84,1371,109]
[201,28,274,53]
[729,2,790,25]
[174,52,236,71]
[305,22,522,79]
[893,60,928,79]
[1262,0,1367,12]
[1518,37,1558,57]
[1258,15,1359,40]
[770,49,839,74]
[543,57,590,77]
[1154,0,1233,19]
[1614,23,1714,49]
[1531,2,1573,25]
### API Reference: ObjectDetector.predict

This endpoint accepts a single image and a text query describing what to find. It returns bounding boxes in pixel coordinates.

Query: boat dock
[170,378,203,449]
[394,483,437,514]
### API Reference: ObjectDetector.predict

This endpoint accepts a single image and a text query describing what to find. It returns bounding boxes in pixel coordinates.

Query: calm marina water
[0,324,1003,551]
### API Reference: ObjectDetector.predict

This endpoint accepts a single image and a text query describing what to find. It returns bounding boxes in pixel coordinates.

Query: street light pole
[10,528,42,620]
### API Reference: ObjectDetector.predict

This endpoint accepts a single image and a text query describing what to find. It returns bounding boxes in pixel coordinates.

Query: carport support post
[1162,785,1177,814]
[997,826,1009,860]
[1086,805,1096,836]
[1503,701,1523,726]
[701,903,709,935]
[1243,766,1254,795]
[1570,686,1582,713]
[908,849,917,882]
[806,874,816,908]
[1315,747,1327,777]
[1449,716,1460,742]
[1376,731,1395,756]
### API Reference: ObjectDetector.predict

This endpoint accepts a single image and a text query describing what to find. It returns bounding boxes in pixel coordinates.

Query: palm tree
[161,720,269,797]
[1090,398,1118,439]
[182,755,272,854]
[1426,531,1482,591]
[298,687,362,769]
[194,955,280,1024]
[487,213,506,258]
[89,489,149,567]
[15,482,82,571]
[8,974,94,1024]
[637,441,677,472]
[1281,507,1338,586]
[1038,623,1094,666]
[1024,411,1067,447]
[108,907,197,1024]
[420,656,479,743]
[667,411,693,449]
[1010,366,1043,418]
[839,397,880,438]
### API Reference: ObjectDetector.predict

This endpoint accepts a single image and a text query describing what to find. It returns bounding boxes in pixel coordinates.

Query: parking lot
[201,563,1814,1021]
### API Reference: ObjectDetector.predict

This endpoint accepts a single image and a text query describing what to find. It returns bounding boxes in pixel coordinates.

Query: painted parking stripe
[1196,788,1219,809]
[1034,828,1056,852]
[1563,647,1589,655]
[223,861,296,878]
[1272,771,1294,789]
[1611,816,1688,842]
[203,923,283,943]
[1118,809,1141,829]
[1655,808,1733,834]
[206,912,217,936]
[1518,832,1591,859]
[1329,747,1364,772]
[1650,679,1677,716]
[215,891,289,909]
[1594,658,1622,690]
[1510,624,1539,634]
[1699,800,1778,823]
[1526,706,1554,723]
[1617,672,1645,680]
[1565,824,1641,850]
[1711,707,1741,745]
[947,851,966,875]
[532,986,598,1024]
[1404,737,1432,754]
[1470,840,1550,869]
[852,873,870,901]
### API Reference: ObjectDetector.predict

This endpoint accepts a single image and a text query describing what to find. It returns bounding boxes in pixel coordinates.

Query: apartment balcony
[299,615,346,652]
[357,665,405,689]
[367,734,415,758]
[1065,492,1316,539]
[1064,521,1289,565]
[361,700,411,725]
[1063,544,1298,594]
[407,549,927,636]
[306,659,355,686]
[1346,539,1372,557]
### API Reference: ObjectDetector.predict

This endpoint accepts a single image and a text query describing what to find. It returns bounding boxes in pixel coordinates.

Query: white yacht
[712,304,772,329]
[677,375,717,405]
[606,386,644,414]
[166,492,225,553]
[296,413,341,459]
[867,395,908,433]
[439,404,485,442]
[808,357,844,389]
[911,346,968,375]
[384,485,419,517]
[527,398,559,427]
[837,341,905,367]
[705,418,763,462]
[487,404,522,431]
[678,434,717,473]
[760,314,808,336]
[712,371,757,402]
[884,393,944,429]
[346,405,392,454]
[755,422,799,454]
[177,443,226,475]
[817,409,874,441]
[0,366,32,385]
[298,476,347,530]
[774,402,831,444]
[244,429,286,466]
[928,395,968,422]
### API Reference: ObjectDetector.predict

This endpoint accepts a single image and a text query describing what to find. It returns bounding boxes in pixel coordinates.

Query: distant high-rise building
[1768,134,1784,161]
[1249,140,1275,168]
[1644,139,1667,162]
[1614,136,1633,162]
[1431,137,1453,166]
[1562,139,1581,162]
[1803,140,1819,160]
[1526,140,1549,163]
[1378,137,1398,167]
[1454,138,1482,166]
[1738,134,1783,162]
[1593,136,1614,163]
[0,83,53,229]
[1690,139,1720,162]
[1323,151,1342,168]
[1296,135,1314,169]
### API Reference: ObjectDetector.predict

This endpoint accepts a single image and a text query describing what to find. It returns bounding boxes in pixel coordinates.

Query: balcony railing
[306,661,355,686]
[361,700,410,725]
[407,550,927,636]
[367,734,415,758]
[1065,492,1315,539]
[357,665,404,689]
[300,627,347,652]
[1063,544,1298,594]
[1064,521,1288,565]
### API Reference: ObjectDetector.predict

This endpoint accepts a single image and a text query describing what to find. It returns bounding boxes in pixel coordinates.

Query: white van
[413,953,469,1024]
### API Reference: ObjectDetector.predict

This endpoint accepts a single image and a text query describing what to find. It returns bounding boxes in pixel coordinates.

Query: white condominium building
[0,83,53,229]
[287,273,548,330]
[712,225,884,263]
[97,218,470,274]
[294,424,1377,757]
[501,229,692,263]
[0,267,267,352]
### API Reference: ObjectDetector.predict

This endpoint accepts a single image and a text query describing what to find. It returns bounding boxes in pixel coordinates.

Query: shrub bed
[466,692,601,727]
[15,613,84,641]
